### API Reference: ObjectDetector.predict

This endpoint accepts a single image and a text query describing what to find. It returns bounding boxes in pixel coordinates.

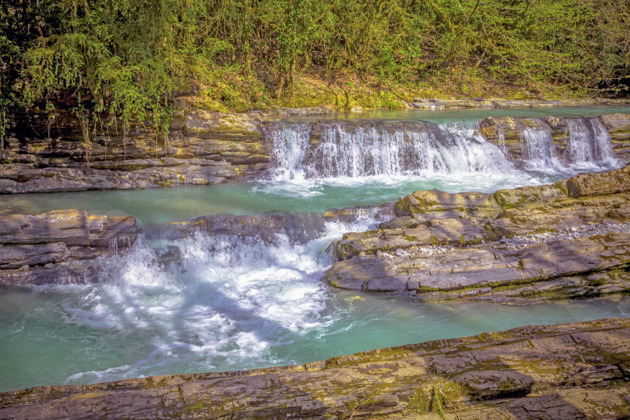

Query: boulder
[327,165,630,302]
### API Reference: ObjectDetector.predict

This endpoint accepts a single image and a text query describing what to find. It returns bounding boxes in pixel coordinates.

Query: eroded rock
[327,165,630,302]
[0,209,138,287]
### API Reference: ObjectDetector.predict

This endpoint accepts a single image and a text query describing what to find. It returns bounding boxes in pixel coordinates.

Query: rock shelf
[327,165,630,303]
[0,318,628,419]
[2,110,629,193]
[0,209,138,287]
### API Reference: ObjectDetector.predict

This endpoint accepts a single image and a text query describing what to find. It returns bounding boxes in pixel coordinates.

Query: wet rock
[567,164,630,198]
[327,165,630,301]
[0,210,138,287]
[144,203,394,245]
[0,318,628,419]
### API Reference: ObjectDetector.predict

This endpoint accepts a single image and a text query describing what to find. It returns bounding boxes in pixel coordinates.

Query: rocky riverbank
[0,209,137,287]
[407,97,630,109]
[0,110,272,193]
[0,317,628,419]
[327,165,630,303]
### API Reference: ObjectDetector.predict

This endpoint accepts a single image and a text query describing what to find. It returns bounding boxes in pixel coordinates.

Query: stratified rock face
[143,203,395,244]
[2,108,629,193]
[1,318,628,419]
[327,165,630,302]
[0,110,272,193]
[0,209,137,286]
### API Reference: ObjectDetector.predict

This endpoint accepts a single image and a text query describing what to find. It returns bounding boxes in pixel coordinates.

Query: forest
[1,0,629,140]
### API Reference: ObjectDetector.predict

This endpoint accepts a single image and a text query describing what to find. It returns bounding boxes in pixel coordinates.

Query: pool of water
[0,172,554,226]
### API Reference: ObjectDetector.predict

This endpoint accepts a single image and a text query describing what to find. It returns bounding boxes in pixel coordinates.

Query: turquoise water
[1,281,627,393]
[0,172,552,226]
[0,107,628,393]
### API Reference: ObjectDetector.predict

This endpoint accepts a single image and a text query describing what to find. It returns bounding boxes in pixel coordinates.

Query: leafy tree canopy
[1,0,629,140]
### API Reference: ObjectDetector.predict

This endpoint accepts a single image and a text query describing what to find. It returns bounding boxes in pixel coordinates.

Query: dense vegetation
[1,0,629,141]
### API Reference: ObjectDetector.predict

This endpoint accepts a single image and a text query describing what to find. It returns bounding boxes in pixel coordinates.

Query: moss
[184,403,204,413]
[408,381,466,417]
[587,277,607,287]
[604,208,626,221]
[403,233,418,242]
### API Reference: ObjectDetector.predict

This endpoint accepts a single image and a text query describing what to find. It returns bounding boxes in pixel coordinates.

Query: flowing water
[1,107,629,393]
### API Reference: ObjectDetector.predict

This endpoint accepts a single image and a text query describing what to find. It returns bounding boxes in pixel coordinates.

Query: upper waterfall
[518,117,621,173]
[266,116,622,182]
[266,121,516,181]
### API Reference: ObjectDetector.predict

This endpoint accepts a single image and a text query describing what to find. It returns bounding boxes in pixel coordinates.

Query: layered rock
[2,107,629,193]
[143,203,394,244]
[0,110,273,193]
[0,209,138,287]
[1,318,628,419]
[327,165,630,302]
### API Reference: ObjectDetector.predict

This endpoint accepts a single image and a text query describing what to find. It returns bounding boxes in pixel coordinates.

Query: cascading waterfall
[267,123,312,181]
[268,121,515,180]
[8,209,390,387]
[519,126,563,171]
[519,117,621,173]
[566,118,620,168]
[269,117,621,181]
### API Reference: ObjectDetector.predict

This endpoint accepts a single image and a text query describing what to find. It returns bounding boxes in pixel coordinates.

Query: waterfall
[268,121,515,180]
[266,123,312,181]
[519,117,621,173]
[566,118,620,168]
[520,126,564,171]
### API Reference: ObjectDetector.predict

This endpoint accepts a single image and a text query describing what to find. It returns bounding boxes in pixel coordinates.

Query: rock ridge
[0,209,138,287]
[0,317,628,419]
[327,165,630,303]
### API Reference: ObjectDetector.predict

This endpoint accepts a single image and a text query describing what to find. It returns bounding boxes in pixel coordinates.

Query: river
[1,106,629,392]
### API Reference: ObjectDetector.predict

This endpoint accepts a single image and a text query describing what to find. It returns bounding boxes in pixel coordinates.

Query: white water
[566,118,620,169]
[520,126,564,171]
[2,212,394,389]
[520,117,622,174]
[270,122,516,180]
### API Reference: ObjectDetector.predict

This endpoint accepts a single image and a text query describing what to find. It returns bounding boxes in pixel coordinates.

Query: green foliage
[1,0,629,138]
